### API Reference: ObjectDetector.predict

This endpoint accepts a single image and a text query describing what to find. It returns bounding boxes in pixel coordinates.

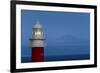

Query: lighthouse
[30,20,45,62]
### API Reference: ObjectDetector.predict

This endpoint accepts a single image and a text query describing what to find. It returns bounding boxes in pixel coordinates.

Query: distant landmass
[21,54,90,63]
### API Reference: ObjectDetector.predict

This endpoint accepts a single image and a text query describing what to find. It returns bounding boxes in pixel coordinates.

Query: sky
[21,9,90,58]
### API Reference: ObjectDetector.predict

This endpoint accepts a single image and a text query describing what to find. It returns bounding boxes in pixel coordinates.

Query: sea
[21,54,90,63]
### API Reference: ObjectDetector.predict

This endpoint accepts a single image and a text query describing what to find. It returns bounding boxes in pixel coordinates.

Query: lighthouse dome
[33,20,42,28]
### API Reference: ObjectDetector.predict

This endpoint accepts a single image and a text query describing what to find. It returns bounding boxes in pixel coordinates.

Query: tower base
[32,47,44,62]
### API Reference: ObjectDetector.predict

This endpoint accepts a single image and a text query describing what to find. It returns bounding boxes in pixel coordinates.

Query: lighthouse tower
[30,20,45,62]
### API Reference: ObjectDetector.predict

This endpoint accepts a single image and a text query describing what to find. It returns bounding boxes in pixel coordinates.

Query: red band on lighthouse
[32,47,44,62]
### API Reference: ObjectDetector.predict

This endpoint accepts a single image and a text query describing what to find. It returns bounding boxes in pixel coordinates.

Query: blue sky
[21,10,90,58]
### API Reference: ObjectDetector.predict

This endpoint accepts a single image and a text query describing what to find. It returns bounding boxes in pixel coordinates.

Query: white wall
[0,0,99,73]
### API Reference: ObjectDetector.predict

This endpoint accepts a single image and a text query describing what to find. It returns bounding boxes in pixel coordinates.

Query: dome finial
[33,19,42,28]
[36,19,40,25]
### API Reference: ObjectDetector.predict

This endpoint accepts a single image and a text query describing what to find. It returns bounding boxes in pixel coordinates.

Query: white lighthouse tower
[30,20,45,62]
